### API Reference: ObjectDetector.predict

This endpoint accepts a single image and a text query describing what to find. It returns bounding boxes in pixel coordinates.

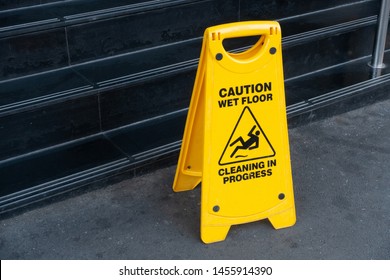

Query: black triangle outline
[218,106,276,166]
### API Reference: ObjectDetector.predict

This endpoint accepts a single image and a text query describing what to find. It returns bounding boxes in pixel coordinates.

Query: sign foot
[268,208,296,229]
[201,225,231,244]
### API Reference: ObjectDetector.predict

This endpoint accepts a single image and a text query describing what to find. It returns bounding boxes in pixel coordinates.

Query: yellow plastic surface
[173,21,296,244]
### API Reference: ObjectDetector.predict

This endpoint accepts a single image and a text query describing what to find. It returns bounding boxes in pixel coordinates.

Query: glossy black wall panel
[0,96,100,160]
[0,28,68,80]
[240,0,376,22]
[66,0,239,64]
[107,111,187,158]
[52,0,142,17]
[0,69,93,115]
[286,57,374,102]
[283,25,376,79]
[0,6,59,34]
[100,70,195,131]
[280,2,378,37]
[74,38,201,86]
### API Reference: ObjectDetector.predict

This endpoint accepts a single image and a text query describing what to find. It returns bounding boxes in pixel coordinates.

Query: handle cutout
[221,34,267,63]
[222,35,263,54]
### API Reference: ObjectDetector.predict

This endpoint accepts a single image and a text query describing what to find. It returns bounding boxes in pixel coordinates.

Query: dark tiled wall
[0,0,380,161]
[283,25,377,79]
[240,0,369,20]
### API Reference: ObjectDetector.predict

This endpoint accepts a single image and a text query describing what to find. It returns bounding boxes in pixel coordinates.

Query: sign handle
[208,21,278,40]
[207,21,281,73]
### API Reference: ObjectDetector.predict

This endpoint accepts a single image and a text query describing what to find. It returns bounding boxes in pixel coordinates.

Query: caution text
[218,82,273,108]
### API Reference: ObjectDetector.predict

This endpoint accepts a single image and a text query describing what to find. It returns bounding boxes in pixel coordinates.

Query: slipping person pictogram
[219,106,275,166]
[230,125,260,158]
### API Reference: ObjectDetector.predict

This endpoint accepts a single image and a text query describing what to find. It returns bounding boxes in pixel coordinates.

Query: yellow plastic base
[201,225,231,244]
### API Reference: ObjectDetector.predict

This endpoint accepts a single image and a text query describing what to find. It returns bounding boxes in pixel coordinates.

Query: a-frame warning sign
[173,21,296,244]
[219,106,275,165]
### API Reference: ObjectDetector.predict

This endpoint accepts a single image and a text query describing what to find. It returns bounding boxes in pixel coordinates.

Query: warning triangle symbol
[219,106,275,166]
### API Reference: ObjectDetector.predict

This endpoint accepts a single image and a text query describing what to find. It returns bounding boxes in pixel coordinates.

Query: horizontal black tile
[67,0,238,64]
[286,57,373,102]
[287,77,390,128]
[0,136,127,197]
[54,0,146,18]
[239,0,377,27]
[100,70,195,131]
[279,1,378,37]
[0,95,100,160]
[0,28,68,80]
[74,38,201,86]
[0,5,59,32]
[106,111,186,158]
[0,68,93,115]
[286,53,390,123]
[283,24,376,79]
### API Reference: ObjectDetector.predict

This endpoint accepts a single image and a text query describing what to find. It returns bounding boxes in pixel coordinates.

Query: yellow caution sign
[173,21,296,243]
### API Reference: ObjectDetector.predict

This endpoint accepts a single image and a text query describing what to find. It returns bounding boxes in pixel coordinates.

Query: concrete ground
[0,99,389,260]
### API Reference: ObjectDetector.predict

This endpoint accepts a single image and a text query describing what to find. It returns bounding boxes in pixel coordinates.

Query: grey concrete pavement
[1,99,389,259]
